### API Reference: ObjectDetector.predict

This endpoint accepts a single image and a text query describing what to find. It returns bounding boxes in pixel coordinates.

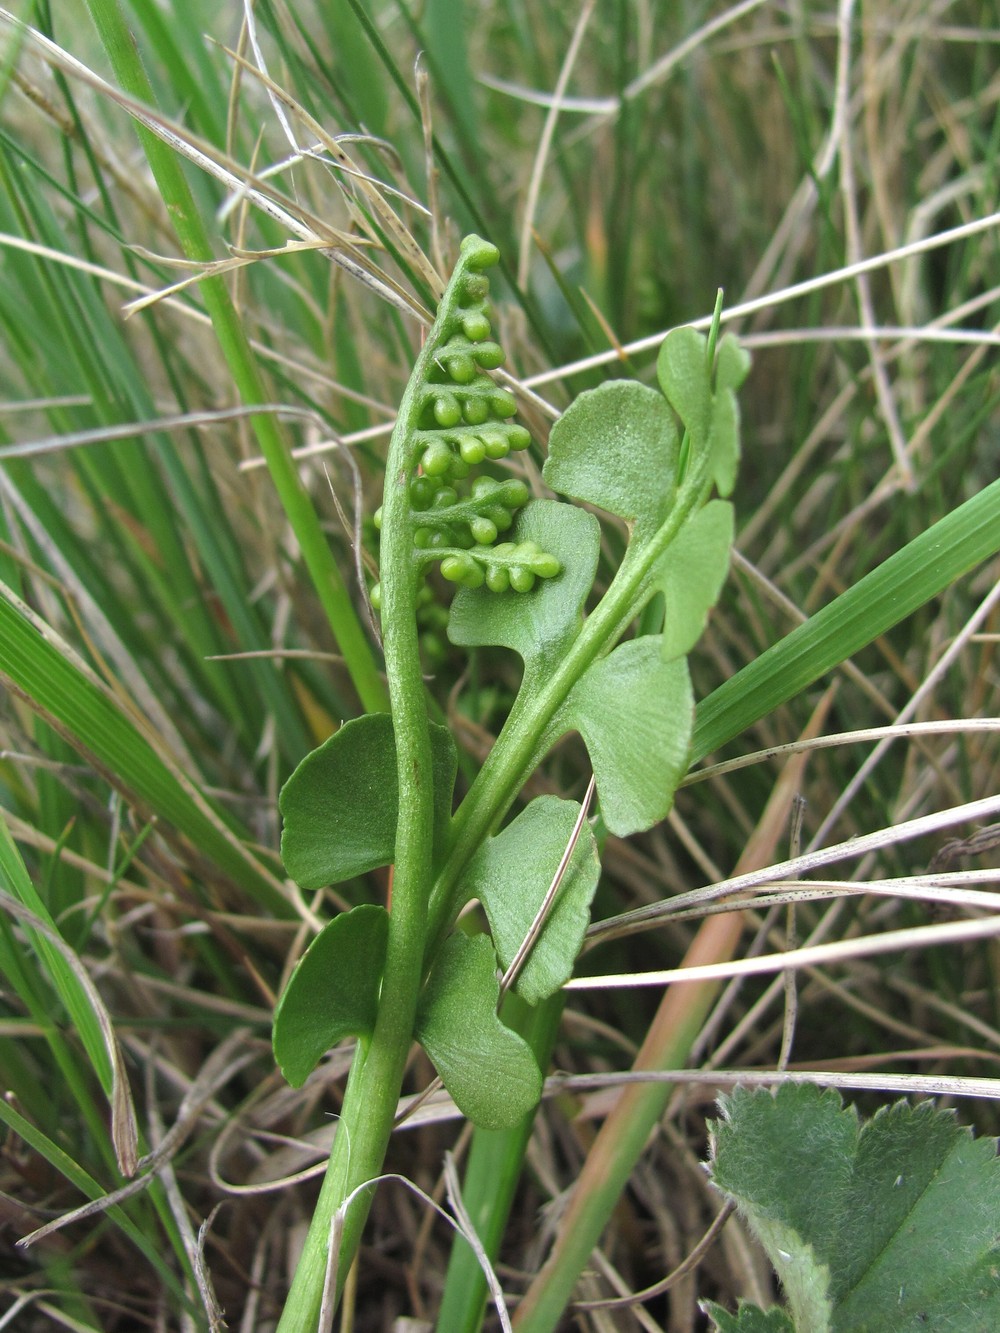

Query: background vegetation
[0,1,998,1328]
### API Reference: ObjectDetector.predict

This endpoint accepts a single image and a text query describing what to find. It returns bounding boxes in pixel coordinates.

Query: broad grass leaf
[448,499,600,687]
[415,933,542,1130]
[692,475,1000,763]
[708,1083,1000,1331]
[272,905,388,1087]
[541,380,680,538]
[463,796,600,1005]
[279,714,457,888]
[551,637,693,836]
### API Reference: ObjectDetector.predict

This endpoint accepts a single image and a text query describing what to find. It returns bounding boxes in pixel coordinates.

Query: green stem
[275,383,433,1330]
[276,239,502,1330]
[84,0,387,714]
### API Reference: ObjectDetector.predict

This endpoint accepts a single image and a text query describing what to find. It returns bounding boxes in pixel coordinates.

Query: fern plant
[5,6,1000,1330]
[270,234,747,1327]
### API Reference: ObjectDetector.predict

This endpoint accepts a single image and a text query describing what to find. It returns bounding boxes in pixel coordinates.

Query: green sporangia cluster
[371,236,560,607]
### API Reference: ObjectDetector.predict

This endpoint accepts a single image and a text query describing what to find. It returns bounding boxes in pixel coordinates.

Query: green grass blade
[0,889,115,1163]
[0,810,114,1094]
[309,1,388,134]
[693,477,1000,762]
[0,1094,197,1316]
[83,0,388,716]
[0,582,292,916]
[0,149,269,749]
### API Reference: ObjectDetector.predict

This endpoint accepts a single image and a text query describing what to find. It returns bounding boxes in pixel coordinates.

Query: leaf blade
[273,905,389,1087]
[279,714,457,888]
[554,637,693,836]
[466,796,600,1005]
[415,933,542,1130]
[542,379,680,537]
[654,499,734,661]
[448,499,601,686]
[708,1084,1000,1332]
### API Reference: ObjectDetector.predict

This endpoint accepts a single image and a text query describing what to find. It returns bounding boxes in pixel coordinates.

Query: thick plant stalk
[512,692,835,1330]
[276,235,509,1329]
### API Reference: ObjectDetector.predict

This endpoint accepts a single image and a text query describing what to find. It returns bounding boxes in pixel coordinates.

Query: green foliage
[705,1306,794,1333]
[451,328,748,838]
[549,638,693,836]
[655,500,735,662]
[279,714,457,888]
[270,237,745,1326]
[0,586,290,916]
[463,796,600,1006]
[272,905,388,1087]
[273,246,742,1121]
[86,0,389,717]
[0,808,112,1094]
[447,499,601,691]
[415,933,543,1130]
[705,1084,1000,1332]
[691,475,1000,764]
[542,380,680,536]
[4,5,999,1330]
[656,325,746,497]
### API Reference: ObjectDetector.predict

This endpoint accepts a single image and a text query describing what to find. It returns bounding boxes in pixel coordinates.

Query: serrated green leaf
[550,637,693,837]
[541,380,680,538]
[654,500,734,661]
[708,1083,1000,1332]
[463,796,600,1005]
[702,1302,794,1333]
[657,326,712,447]
[272,904,388,1087]
[448,499,600,687]
[415,933,542,1130]
[279,714,457,889]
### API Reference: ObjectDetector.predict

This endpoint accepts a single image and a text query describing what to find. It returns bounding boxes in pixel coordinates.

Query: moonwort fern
[272,235,749,1328]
